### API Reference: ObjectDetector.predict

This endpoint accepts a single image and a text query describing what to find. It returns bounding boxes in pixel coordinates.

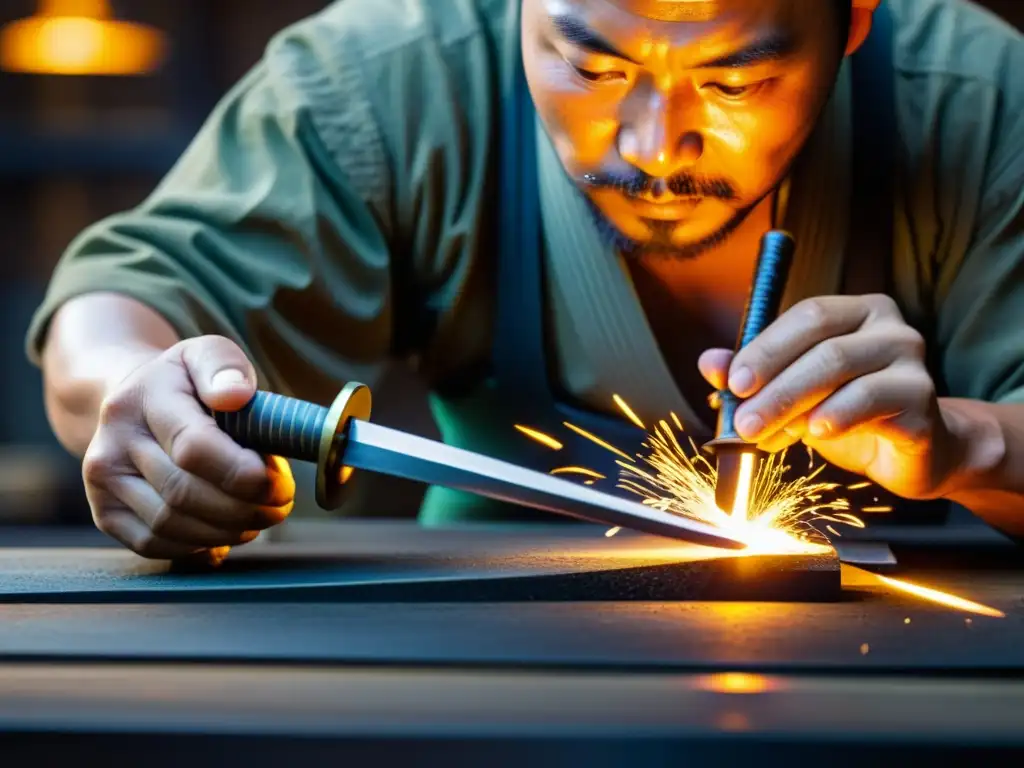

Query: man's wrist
[936,398,1009,499]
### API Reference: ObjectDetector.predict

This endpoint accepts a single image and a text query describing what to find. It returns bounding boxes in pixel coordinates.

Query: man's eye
[706,81,764,99]
[573,66,625,84]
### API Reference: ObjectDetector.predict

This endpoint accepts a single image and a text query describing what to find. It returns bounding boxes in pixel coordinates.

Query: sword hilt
[212,391,329,464]
[208,382,372,510]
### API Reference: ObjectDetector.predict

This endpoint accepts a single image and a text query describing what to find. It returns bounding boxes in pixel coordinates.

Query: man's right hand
[82,335,295,561]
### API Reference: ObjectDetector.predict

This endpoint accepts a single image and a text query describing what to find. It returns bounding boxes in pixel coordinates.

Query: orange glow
[514,425,564,451]
[550,466,605,479]
[527,396,867,555]
[861,506,893,513]
[563,422,635,462]
[696,672,777,695]
[612,394,646,429]
[0,1,167,76]
[877,575,1005,618]
[615,414,852,554]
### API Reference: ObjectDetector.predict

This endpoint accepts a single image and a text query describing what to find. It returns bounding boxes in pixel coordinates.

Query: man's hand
[82,335,295,561]
[699,294,963,501]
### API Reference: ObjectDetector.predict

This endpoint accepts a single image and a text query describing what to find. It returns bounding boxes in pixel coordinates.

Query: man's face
[522,0,848,259]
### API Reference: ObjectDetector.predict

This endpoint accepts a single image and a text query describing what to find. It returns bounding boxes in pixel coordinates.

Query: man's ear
[844,0,882,56]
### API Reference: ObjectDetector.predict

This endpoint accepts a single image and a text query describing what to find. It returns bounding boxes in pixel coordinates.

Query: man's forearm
[938,397,1024,537]
[41,293,181,456]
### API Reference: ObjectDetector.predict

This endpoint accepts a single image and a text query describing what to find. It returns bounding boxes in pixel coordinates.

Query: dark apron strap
[492,53,549,407]
[844,0,895,296]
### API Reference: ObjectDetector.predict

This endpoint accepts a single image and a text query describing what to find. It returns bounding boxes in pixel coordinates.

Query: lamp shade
[0,0,166,76]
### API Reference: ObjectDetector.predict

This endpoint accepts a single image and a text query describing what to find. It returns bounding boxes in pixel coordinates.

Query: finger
[88,489,205,560]
[698,349,734,390]
[128,437,293,531]
[729,295,900,398]
[178,335,258,412]
[733,327,919,442]
[757,413,809,454]
[110,473,264,548]
[806,364,937,444]
[143,383,277,504]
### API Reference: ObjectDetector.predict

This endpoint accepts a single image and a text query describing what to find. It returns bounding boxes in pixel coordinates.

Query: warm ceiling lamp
[0,0,167,75]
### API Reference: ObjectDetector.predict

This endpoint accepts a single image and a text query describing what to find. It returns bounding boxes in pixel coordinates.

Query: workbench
[1,519,1022,767]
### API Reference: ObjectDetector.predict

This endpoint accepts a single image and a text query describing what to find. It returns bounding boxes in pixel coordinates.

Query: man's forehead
[607,0,722,23]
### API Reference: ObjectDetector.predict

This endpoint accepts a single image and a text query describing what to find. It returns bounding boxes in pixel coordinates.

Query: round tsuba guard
[315,382,373,510]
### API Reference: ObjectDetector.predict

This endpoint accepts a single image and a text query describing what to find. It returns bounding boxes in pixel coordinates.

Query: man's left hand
[698,294,964,501]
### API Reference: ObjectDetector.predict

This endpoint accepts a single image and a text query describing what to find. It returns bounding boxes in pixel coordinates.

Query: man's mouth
[628,197,703,221]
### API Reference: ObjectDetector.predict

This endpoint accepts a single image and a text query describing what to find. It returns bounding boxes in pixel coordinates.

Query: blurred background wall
[0,0,1020,527]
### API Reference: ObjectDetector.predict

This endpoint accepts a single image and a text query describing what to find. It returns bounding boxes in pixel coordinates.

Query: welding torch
[704,230,796,517]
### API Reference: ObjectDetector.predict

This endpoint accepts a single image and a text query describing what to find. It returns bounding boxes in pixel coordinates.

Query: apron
[423,2,951,530]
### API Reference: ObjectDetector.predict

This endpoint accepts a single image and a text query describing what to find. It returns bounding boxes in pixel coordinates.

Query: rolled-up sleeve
[25,13,398,401]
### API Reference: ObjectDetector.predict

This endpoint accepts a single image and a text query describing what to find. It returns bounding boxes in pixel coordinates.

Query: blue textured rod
[212,391,328,463]
[715,230,796,442]
[737,230,796,350]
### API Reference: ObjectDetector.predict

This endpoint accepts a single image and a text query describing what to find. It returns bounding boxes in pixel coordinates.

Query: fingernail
[809,420,832,439]
[211,368,248,390]
[737,413,764,440]
[729,366,756,396]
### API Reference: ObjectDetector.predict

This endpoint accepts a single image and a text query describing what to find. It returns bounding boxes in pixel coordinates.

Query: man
[27,0,1024,560]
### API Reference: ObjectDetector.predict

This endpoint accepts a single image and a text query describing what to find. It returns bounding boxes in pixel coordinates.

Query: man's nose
[618,86,703,182]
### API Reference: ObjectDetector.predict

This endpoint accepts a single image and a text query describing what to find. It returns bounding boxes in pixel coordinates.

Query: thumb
[698,348,734,391]
[179,335,257,411]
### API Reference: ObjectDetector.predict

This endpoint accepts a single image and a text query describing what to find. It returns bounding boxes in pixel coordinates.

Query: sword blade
[342,420,746,550]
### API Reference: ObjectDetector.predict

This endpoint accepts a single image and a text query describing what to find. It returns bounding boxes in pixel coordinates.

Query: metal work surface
[0,522,1017,670]
[0,522,843,603]
[0,582,1018,669]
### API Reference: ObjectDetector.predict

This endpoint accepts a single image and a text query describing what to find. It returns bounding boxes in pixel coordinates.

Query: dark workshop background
[0,0,1021,528]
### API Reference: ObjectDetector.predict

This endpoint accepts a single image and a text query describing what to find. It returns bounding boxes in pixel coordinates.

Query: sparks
[550,466,606,479]
[613,394,646,430]
[563,422,635,462]
[514,425,564,451]
[615,416,858,554]
[877,575,1005,618]
[521,398,864,554]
